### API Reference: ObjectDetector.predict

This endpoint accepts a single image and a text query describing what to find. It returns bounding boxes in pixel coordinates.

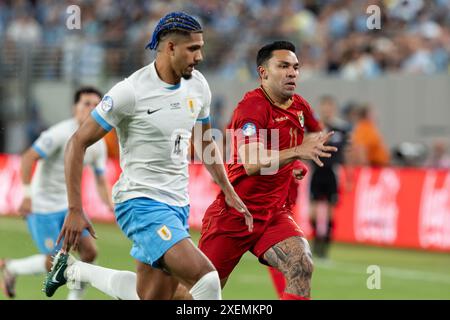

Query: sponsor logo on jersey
[147,108,162,115]
[242,122,257,136]
[298,111,304,127]
[170,102,181,110]
[101,96,113,112]
[157,225,172,241]
[274,116,288,122]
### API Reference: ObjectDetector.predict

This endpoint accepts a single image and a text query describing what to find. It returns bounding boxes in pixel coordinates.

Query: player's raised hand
[18,198,32,218]
[56,209,97,253]
[224,189,253,232]
[295,131,338,167]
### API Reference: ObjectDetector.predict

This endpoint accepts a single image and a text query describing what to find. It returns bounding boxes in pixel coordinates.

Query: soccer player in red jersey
[198,41,336,300]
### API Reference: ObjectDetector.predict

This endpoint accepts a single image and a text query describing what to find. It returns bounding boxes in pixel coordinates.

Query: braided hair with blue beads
[146,12,203,51]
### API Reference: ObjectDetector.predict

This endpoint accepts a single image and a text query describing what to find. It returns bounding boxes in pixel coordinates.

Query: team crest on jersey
[187,98,196,117]
[101,96,113,112]
[157,225,172,241]
[242,122,257,136]
[298,111,304,128]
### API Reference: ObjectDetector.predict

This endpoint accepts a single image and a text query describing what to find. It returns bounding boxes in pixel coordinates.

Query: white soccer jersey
[31,118,107,214]
[92,61,211,207]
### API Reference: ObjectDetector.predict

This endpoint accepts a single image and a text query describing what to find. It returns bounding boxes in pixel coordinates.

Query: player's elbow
[65,132,88,161]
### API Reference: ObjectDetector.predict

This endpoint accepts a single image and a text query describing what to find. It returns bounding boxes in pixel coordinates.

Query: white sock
[67,282,88,300]
[5,254,47,276]
[189,271,222,300]
[66,261,139,300]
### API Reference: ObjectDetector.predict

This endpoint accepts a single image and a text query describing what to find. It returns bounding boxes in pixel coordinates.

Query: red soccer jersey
[224,87,321,220]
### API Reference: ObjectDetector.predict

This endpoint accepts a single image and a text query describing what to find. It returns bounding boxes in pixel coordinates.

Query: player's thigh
[198,201,255,284]
[161,237,215,289]
[135,260,179,300]
[252,210,307,268]
[114,198,192,269]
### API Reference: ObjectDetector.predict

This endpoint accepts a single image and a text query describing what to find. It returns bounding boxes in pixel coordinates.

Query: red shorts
[198,198,304,280]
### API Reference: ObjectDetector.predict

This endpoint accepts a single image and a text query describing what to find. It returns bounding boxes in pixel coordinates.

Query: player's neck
[260,85,292,110]
[154,58,181,85]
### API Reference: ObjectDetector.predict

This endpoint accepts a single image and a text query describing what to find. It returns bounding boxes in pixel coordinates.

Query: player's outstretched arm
[191,122,253,232]
[57,117,108,252]
[238,142,300,176]
[238,132,337,175]
[18,148,41,217]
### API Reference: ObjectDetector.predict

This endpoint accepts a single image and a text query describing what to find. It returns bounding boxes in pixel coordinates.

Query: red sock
[281,292,311,300]
[268,267,286,298]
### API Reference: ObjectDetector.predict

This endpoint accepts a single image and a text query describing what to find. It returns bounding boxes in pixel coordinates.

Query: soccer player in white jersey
[43,12,251,300]
[0,87,113,300]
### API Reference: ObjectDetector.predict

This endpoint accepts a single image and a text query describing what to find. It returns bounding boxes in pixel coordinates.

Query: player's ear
[166,41,176,56]
[258,66,268,80]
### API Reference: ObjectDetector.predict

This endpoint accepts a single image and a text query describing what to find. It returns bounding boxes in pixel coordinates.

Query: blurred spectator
[351,104,390,166]
[424,138,450,168]
[1,0,450,79]
[6,11,42,47]
[341,101,360,130]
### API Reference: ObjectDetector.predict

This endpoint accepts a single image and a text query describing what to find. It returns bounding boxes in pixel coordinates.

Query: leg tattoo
[263,237,313,297]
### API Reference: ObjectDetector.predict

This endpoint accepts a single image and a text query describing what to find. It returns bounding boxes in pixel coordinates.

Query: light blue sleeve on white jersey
[32,124,67,159]
[196,75,211,124]
[91,79,136,131]
[91,140,107,176]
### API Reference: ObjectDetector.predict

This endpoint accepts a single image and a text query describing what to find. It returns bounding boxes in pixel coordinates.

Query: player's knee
[79,245,97,263]
[189,271,221,300]
[300,255,314,279]
[283,255,314,284]
[300,238,314,278]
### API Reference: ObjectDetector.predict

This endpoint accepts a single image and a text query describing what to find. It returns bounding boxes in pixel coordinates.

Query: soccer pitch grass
[1,216,449,300]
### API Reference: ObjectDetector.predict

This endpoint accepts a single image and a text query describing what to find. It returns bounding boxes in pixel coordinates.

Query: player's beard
[181,72,193,80]
[181,64,196,80]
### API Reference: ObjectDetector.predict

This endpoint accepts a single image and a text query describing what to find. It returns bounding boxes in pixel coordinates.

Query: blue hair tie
[146,12,202,50]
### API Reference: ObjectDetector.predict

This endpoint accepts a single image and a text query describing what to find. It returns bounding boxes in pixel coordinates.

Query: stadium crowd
[1,0,450,79]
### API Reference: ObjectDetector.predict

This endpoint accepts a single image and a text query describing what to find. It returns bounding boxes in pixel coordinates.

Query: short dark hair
[74,86,102,104]
[256,41,296,67]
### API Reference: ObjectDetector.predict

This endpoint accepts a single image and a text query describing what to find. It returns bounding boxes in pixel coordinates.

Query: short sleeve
[91,79,136,131]
[232,97,270,145]
[196,76,211,123]
[91,140,107,176]
[32,125,67,159]
[302,99,322,132]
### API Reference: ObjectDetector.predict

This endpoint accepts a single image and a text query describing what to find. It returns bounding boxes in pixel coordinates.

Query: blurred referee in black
[309,95,351,259]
